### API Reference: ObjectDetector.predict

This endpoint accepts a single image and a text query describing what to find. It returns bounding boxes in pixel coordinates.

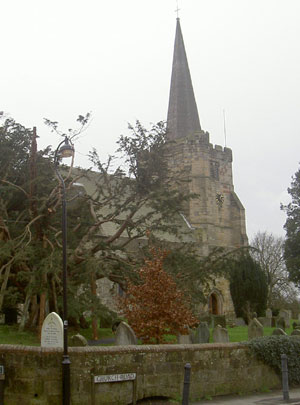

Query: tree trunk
[0,263,11,312]
[38,290,47,339]
[90,272,99,340]
[18,288,32,332]
[29,295,38,328]
[49,275,59,314]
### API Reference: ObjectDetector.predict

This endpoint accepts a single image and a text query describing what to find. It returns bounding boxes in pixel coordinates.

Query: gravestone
[272,328,287,336]
[276,316,287,330]
[258,317,271,328]
[235,317,246,327]
[115,322,137,345]
[177,334,193,344]
[41,312,63,348]
[266,308,272,319]
[248,318,263,340]
[279,310,291,328]
[212,325,229,343]
[70,333,88,347]
[194,322,210,343]
[291,329,300,336]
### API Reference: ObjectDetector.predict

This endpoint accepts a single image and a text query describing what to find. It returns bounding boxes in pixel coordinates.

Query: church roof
[167,18,201,140]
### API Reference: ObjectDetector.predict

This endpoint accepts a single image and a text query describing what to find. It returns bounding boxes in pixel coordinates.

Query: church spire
[167,18,201,140]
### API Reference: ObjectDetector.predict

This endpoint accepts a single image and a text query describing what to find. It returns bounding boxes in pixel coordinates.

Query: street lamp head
[58,137,74,159]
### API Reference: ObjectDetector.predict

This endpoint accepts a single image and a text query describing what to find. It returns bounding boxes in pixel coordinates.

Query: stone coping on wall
[0,342,246,354]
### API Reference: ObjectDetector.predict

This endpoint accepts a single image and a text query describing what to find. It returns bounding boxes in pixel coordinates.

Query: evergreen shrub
[248,336,300,385]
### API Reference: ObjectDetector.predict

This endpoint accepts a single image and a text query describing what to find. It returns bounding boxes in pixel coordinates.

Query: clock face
[216,193,224,207]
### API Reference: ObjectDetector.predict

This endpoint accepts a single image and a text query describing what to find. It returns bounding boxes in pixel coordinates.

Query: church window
[210,161,219,180]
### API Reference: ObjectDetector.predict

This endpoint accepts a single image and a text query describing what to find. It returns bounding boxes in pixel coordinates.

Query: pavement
[190,388,300,404]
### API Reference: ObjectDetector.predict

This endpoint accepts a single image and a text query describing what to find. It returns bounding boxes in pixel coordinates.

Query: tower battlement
[170,133,233,166]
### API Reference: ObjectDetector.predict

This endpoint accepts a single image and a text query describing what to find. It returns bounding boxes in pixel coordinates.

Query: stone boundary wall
[0,343,281,404]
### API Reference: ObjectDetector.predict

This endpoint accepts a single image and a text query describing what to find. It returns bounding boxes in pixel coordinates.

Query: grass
[0,324,115,346]
[0,324,40,346]
[212,322,295,343]
[0,321,296,346]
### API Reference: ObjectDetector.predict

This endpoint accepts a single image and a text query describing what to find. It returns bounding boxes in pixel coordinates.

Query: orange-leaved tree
[119,248,198,344]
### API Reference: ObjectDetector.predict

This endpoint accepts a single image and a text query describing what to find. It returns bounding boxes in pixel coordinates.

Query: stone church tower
[167,19,248,316]
[167,18,248,255]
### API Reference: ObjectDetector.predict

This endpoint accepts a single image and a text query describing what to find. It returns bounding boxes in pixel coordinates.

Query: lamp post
[54,136,75,405]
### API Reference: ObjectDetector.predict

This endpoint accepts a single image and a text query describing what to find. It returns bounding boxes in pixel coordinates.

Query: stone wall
[0,343,281,404]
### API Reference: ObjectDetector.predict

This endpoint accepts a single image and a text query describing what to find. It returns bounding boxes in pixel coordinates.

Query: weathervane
[175,0,180,18]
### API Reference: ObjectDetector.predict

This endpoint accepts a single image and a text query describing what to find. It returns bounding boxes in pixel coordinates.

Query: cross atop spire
[175,0,180,19]
[167,18,201,141]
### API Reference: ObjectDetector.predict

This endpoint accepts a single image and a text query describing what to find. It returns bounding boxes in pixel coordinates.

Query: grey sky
[1,0,300,240]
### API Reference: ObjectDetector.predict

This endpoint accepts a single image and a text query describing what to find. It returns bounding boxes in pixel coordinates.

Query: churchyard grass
[0,325,40,346]
[0,324,114,346]
[221,323,294,343]
[0,321,296,345]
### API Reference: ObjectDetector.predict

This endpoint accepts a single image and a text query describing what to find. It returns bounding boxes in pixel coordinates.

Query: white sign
[41,312,63,348]
[94,373,136,384]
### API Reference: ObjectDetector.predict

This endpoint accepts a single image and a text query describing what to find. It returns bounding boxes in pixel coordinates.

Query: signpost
[94,373,136,384]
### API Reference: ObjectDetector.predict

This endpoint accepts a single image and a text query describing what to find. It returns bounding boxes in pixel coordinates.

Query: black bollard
[281,354,289,402]
[182,363,191,405]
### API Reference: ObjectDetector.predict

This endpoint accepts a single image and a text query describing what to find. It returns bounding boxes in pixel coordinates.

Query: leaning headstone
[272,328,287,336]
[235,317,246,327]
[70,334,88,347]
[177,334,193,344]
[41,312,63,348]
[266,308,272,319]
[291,329,300,336]
[115,321,137,345]
[248,318,263,340]
[194,322,210,343]
[212,325,229,343]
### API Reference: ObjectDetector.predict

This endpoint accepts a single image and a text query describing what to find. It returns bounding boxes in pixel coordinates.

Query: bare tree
[250,231,296,308]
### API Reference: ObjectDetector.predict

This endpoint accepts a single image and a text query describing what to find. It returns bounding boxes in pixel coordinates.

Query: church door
[209,293,219,315]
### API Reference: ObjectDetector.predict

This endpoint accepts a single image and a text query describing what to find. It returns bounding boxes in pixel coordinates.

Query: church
[96,17,248,319]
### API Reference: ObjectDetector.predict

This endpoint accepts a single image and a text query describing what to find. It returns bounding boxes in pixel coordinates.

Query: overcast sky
[1,0,300,241]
